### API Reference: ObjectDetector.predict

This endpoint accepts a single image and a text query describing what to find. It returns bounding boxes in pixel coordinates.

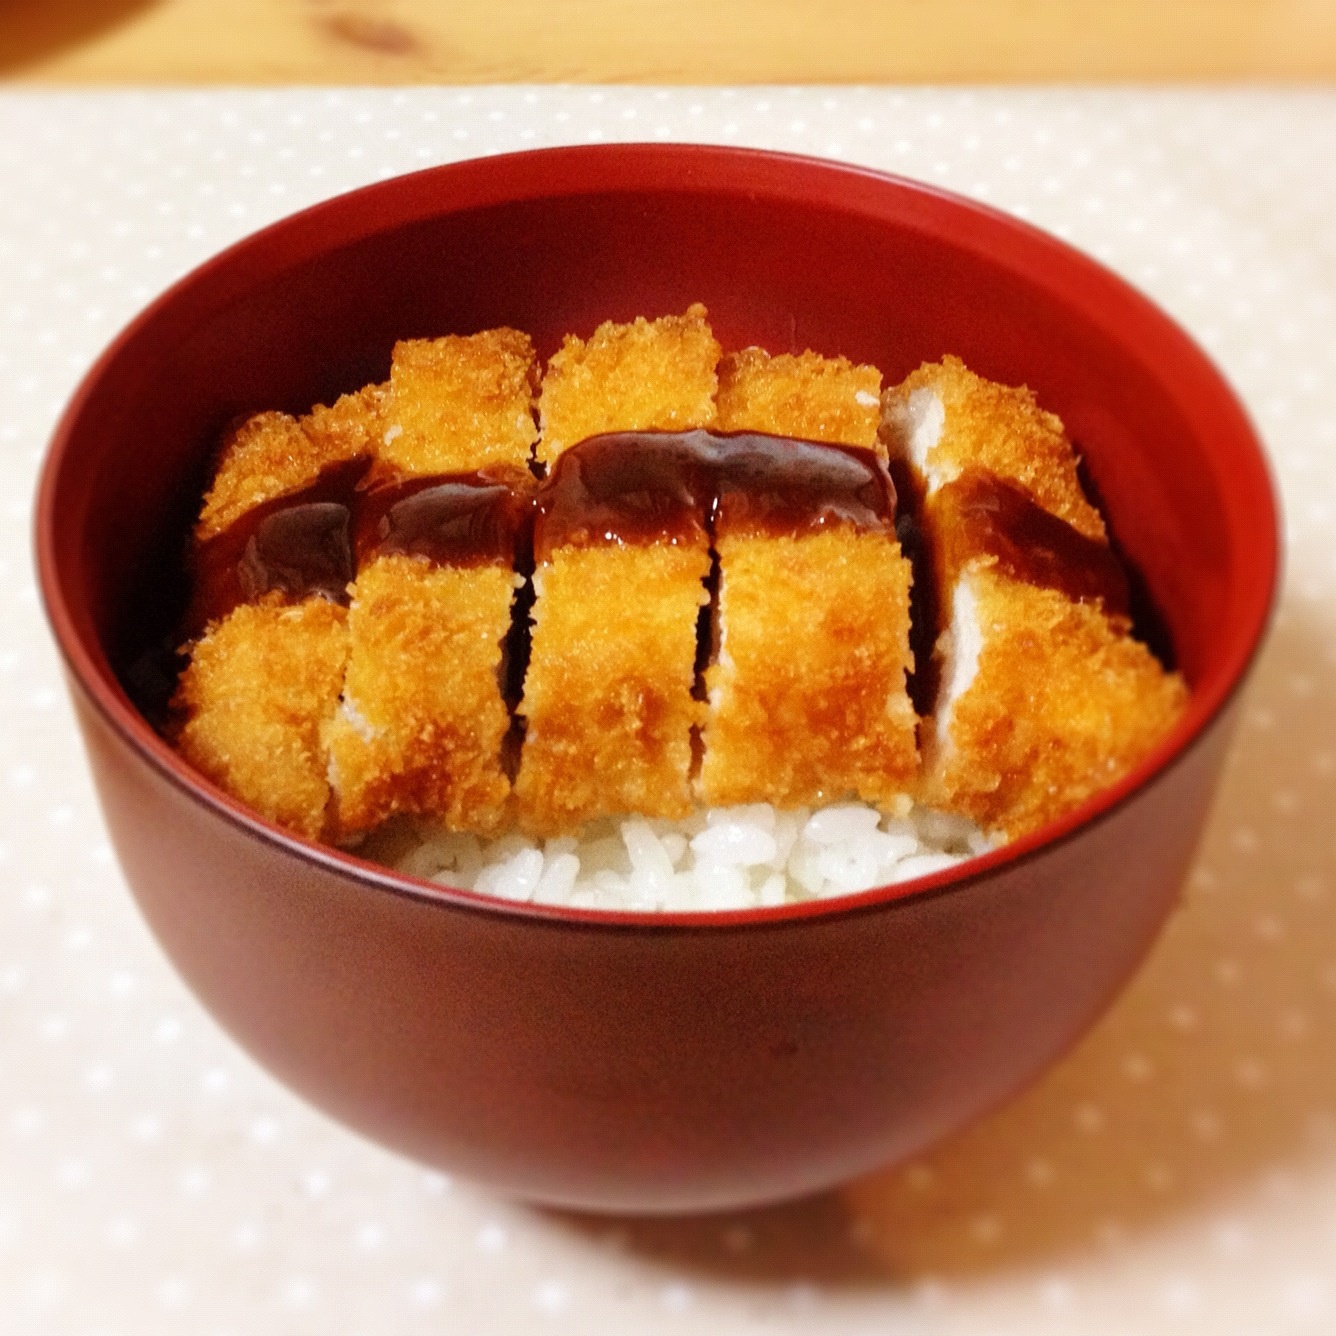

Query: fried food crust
[197,383,385,541]
[172,598,350,840]
[537,304,720,463]
[515,543,710,834]
[380,328,539,475]
[700,529,917,809]
[704,344,913,808]
[883,356,1106,539]
[326,556,517,837]
[923,571,1188,838]
[716,347,883,450]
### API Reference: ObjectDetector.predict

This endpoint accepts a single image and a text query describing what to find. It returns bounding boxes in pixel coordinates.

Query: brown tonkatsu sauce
[186,457,368,633]
[534,429,898,561]
[933,467,1131,616]
[353,470,534,568]
[186,460,530,632]
[186,436,1127,641]
[189,432,902,633]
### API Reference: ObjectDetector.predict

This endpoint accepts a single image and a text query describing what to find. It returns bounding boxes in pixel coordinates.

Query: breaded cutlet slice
[196,383,385,541]
[327,329,539,837]
[326,557,519,836]
[515,308,719,832]
[536,303,720,465]
[172,597,350,841]
[175,386,384,838]
[715,346,884,451]
[699,528,917,810]
[377,327,538,475]
[514,544,709,834]
[701,347,917,809]
[921,571,1187,837]
[882,355,1105,538]
[881,357,1188,840]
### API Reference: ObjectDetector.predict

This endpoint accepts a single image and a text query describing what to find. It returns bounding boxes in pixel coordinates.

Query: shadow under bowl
[35,144,1278,1214]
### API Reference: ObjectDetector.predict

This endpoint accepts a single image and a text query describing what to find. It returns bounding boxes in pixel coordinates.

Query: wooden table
[6,0,1336,82]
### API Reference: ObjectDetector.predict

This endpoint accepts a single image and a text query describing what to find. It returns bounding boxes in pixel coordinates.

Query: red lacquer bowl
[35,145,1278,1214]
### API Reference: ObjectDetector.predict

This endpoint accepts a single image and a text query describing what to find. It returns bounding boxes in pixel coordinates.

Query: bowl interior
[39,144,1276,867]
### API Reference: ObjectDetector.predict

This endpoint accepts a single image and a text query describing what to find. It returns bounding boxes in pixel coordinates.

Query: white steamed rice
[379,801,993,912]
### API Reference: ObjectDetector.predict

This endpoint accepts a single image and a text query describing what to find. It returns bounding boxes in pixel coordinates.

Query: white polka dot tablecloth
[2,86,1335,1334]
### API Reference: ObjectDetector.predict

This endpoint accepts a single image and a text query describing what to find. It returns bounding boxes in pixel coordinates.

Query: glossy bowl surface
[36,144,1278,1213]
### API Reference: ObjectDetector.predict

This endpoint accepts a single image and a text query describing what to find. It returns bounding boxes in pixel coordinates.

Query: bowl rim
[34,141,1282,932]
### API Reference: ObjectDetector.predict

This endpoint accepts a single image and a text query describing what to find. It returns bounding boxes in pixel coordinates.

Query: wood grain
[6,0,1336,82]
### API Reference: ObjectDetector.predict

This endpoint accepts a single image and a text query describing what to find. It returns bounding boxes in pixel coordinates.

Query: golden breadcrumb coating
[699,528,917,809]
[515,543,710,835]
[715,347,883,450]
[305,380,387,460]
[329,327,536,836]
[196,384,384,542]
[702,344,914,809]
[172,598,350,840]
[536,304,721,463]
[176,319,1190,854]
[886,356,1189,838]
[883,355,1105,540]
[327,556,517,836]
[520,306,720,833]
[379,328,538,475]
[922,571,1189,839]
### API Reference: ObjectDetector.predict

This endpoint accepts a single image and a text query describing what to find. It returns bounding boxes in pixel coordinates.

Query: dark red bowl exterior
[36,145,1277,1213]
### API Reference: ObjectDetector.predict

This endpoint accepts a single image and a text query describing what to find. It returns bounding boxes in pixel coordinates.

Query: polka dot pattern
[3,86,1336,1333]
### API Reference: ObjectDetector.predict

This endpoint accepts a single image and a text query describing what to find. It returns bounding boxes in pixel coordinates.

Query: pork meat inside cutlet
[701,346,918,810]
[172,388,386,835]
[885,355,1104,536]
[326,329,538,838]
[514,308,720,833]
[882,356,1188,840]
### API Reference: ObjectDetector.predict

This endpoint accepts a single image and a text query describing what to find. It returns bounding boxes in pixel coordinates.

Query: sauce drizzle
[186,457,368,633]
[934,467,1131,614]
[535,429,898,560]
[187,438,1129,638]
[354,470,534,568]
